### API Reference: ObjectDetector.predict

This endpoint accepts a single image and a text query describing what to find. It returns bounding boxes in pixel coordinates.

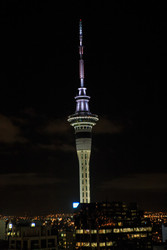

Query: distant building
[162,224,167,243]
[58,230,75,249]
[74,202,153,249]
[0,219,7,240]
[7,220,58,250]
[153,246,167,250]
[0,219,8,249]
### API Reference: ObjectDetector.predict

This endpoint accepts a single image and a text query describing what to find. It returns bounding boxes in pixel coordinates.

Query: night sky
[0,1,166,216]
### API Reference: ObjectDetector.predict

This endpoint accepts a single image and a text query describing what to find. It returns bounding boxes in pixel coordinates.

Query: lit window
[133,234,140,238]
[84,229,90,234]
[106,242,113,246]
[76,229,83,234]
[99,242,105,247]
[121,228,133,232]
[83,242,90,246]
[91,230,97,234]
[141,233,147,237]
[106,229,112,233]
[99,229,105,234]
[91,242,97,247]
[113,228,120,233]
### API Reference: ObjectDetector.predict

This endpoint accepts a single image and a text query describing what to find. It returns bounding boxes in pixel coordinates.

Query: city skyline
[0,1,166,215]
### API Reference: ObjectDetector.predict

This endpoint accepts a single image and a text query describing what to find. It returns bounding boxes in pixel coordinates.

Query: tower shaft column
[77,149,91,203]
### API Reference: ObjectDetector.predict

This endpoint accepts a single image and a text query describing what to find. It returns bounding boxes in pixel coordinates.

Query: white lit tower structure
[68,20,98,203]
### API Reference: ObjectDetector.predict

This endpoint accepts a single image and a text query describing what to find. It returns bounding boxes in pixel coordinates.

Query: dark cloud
[23,108,37,117]
[0,173,66,186]
[100,173,167,190]
[0,114,27,144]
[38,143,74,152]
[42,119,70,134]
[94,117,123,134]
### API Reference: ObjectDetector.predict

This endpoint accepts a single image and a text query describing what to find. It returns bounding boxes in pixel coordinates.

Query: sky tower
[68,20,98,203]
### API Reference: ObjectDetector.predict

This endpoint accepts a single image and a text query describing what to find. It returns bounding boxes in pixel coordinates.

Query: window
[83,242,90,247]
[106,229,112,233]
[76,229,83,234]
[91,242,97,247]
[99,230,105,234]
[113,228,120,233]
[106,242,113,246]
[91,230,97,234]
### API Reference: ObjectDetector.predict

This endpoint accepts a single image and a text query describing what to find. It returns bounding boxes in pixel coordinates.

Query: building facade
[74,202,153,249]
[7,220,58,250]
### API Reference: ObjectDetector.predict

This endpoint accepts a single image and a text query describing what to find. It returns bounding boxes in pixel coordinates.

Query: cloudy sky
[0,1,166,215]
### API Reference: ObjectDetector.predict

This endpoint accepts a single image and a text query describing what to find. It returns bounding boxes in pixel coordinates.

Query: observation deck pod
[67,113,99,128]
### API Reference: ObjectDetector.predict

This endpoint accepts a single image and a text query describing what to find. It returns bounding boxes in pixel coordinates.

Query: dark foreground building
[74,202,152,249]
[7,220,58,250]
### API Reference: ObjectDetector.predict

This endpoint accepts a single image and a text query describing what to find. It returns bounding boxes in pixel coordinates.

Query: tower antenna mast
[79,19,84,88]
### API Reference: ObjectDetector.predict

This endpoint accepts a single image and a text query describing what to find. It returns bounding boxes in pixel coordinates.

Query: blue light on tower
[73,202,80,209]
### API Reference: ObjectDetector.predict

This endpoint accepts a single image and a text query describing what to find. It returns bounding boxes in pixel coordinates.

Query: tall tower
[68,20,98,203]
